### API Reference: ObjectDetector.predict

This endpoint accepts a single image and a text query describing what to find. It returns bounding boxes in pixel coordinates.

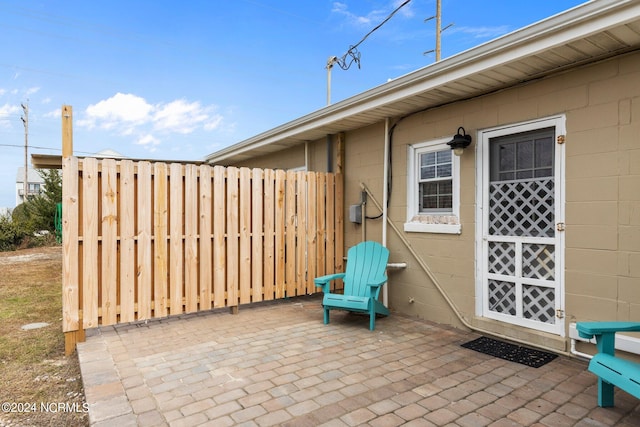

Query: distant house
[15,167,45,206]
[94,148,125,159]
[205,0,640,357]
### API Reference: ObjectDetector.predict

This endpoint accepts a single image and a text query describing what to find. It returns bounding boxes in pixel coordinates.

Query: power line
[326,0,412,105]
[0,143,97,156]
[0,143,56,150]
[329,0,412,72]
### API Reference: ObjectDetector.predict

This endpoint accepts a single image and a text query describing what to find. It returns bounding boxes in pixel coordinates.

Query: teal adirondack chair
[314,241,389,331]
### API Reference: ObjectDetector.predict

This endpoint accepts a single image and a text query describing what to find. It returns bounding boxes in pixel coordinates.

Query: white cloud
[135,134,160,148]
[331,1,412,28]
[154,99,210,134]
[43,108,61,119]
[78,93,224,152]
[25,87,40,96]
[0,103,19,115]
[0,103,20,129]
[332,2,377,26]
[79,93,153,131]
[203,115,223,131]
[393,0,414,18]
[449,25,511,40]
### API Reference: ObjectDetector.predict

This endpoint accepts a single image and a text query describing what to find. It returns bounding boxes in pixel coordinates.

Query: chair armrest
[314,273,346,292]
[366,275,388,298]
[577,322,640,338]
[576,322,640,355]
[366,275,388,288]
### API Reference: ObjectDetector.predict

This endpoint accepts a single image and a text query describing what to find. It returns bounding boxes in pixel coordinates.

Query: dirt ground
[0,246,88,427]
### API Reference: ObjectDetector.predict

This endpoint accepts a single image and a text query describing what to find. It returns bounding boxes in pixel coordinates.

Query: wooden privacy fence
[61,156,344,353]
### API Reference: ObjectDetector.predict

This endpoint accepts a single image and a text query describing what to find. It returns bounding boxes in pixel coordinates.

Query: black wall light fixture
[447,127,472,156]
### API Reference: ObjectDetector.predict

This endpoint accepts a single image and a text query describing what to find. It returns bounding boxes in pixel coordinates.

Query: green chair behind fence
[55,203,62,244]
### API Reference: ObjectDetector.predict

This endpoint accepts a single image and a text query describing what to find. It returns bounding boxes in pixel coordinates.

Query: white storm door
[479,119,565,336]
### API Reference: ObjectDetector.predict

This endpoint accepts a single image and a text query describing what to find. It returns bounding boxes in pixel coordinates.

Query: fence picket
[119,160,136,323]
[184,164,199,313]
[154,163,168,317]
[285,170,296,295]
[275,170,286,299]
[226,167,239,307]
[169,163,184,314]
[316,173,327,282]
[239,168,252,304]
[82,158,99,329]
[101,159,118,325]
[137,161,153,320]
[213,166,226,307]
[263,169,275,300]
[306,172,317,294]
[62,156,79,332]
[252,168,264,302]
[296,172,307,296]
[199,165,213,310]
[325,173,335,290]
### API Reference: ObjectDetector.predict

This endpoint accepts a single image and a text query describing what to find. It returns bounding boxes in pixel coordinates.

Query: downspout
[382,118,390,307]
[326,135,333,173]
[360,183,573,358]
[571,339,593,360]
[305,142,310,171]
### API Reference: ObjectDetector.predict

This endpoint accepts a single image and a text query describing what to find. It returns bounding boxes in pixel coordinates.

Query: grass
[0,246,88,427]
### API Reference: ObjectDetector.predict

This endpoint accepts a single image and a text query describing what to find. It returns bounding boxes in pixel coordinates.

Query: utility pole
[326,56,337,105]
[424,0,453,62]
[21,101,28,203]
[435,0,442,61]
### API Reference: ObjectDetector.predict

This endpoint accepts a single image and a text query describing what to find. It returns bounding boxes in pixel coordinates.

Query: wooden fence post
[61,105,84,355]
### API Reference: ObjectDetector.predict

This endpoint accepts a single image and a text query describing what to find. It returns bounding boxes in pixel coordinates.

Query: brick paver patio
[77,295,640,426]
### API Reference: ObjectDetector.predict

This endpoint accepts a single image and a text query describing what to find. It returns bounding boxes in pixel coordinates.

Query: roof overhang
[205,0,640,165]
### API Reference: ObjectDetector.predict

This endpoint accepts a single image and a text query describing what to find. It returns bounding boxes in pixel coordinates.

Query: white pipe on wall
[305,141,310,171]
[382,118,390,307]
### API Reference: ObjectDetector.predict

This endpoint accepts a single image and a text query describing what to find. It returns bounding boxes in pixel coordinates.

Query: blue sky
[0,0,588,209]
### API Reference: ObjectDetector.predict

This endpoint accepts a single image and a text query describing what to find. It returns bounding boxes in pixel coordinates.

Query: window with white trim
[405,139,461,234]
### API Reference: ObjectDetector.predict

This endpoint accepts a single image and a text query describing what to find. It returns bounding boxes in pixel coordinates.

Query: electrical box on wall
[349,204,362,224]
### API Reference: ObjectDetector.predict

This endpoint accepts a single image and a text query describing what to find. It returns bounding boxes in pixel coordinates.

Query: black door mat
[461,336,558,368]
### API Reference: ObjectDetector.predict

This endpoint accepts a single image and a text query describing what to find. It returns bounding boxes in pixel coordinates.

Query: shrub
[0,211,25,252]
[3,169,62,252]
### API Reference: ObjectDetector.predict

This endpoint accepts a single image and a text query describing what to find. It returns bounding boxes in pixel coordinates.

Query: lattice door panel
[488,280,516,315]
[488,242,516,275]
[523,285,556,324]
[486,238,557,325]
[488,178,554,237]
[522,244,555,280]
